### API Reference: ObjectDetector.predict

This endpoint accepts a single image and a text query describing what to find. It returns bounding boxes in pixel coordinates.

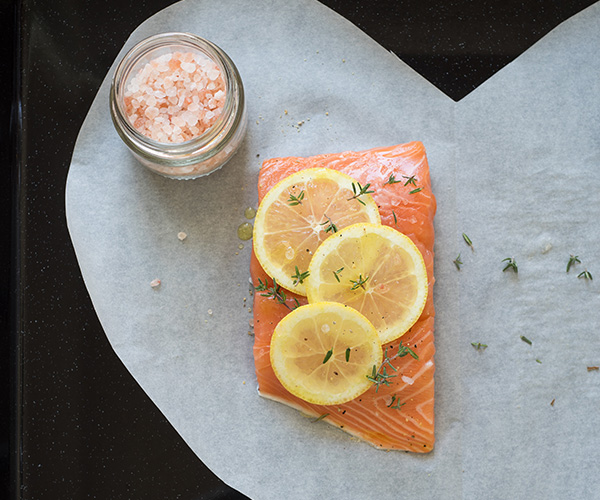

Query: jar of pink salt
[110,32,246,179]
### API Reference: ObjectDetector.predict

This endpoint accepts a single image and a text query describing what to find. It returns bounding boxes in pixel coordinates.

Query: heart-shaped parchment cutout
[66,0,600,498]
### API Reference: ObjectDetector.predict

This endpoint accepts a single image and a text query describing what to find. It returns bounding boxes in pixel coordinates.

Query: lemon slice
[270,302,383,405]
[253,168,381,296]
[306,223,428,344]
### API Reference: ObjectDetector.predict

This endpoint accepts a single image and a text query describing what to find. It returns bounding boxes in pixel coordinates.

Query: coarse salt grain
[123,51,226,143]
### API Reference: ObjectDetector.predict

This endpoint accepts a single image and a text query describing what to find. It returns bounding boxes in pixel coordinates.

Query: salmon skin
[251,142,436,452]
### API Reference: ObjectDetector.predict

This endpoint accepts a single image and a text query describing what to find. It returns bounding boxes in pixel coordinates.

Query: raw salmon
[251,142,436,451]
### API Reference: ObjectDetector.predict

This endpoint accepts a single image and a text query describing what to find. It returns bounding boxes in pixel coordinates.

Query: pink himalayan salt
[123,51,227,143]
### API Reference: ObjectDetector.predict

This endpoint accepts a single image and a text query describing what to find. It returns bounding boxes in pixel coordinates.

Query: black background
[3,0,596,498]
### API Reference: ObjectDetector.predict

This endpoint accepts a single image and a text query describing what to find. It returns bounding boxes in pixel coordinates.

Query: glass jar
[110,32,247,179]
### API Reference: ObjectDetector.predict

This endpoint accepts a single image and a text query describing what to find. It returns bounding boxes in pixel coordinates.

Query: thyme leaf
[462,233,473,248]
[409,187,423,195]
[348,182,374,206]
[578,270,593,280]
[320,214,338,234]
[567,254,581,273]
[383,173,402,185]
[322,348,333,364]
[291,266,310,286]
[454,253,463,270]
[502,257,518,273]
[255,277,294,311]
[349,274,369,290]
[312,413,329,423]
[287,190,305,206]
[387,394,406,410]
[520,335,532,345]
[471,342,488,350]
[345,347,351,362]
[332,267,344,282]
[366,342,419,392]
[402,175,417,186]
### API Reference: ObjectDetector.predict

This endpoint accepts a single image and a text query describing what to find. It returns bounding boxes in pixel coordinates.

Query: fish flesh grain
[251,142,436,452]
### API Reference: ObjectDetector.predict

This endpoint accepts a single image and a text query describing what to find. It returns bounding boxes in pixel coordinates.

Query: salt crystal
[183,112,198,126]
[150,279,161,288]
[181,62,196,73]
[188,102,199,112]
[171,116,185,128]
[207,82,216,90]
[214,90,225,100]
[178,232,187,241]
[144,107,159,119]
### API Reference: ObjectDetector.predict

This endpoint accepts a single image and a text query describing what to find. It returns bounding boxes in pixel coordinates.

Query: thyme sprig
[402,175,417,186]
[366,342,419,392]
[320,214,338,234]
[453,253,463,270]
[287,190,305,206]
[255,278,298,311]
[291,266,310,286]
[348,182,374,205]
[409,187,423,195]
[502,257,518,273]
[471,342,488,350]
[383,173,402,185]
[387,394,406,410]
[567,254,581,273]
[578,270,593,280]
[332,267,344,282]
[349,274,369,290]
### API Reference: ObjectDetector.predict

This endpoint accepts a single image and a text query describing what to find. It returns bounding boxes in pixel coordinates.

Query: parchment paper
[65,1,600,498]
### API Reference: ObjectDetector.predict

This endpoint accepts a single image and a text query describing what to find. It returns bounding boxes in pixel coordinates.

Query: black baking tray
[4,0,596,498]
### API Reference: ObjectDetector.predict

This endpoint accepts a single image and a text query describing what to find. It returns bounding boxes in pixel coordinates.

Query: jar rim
[110,32,244,162]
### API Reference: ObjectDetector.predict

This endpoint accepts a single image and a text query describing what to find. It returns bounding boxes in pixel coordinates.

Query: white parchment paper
[66,1,600,498]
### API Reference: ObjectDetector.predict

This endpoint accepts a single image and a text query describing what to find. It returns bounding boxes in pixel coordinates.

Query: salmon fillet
[251,142,436,452]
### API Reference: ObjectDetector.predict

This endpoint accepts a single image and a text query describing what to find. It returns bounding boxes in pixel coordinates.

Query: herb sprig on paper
[567,254,581,273]
[453,254,463,270]
[502,257,518,273]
